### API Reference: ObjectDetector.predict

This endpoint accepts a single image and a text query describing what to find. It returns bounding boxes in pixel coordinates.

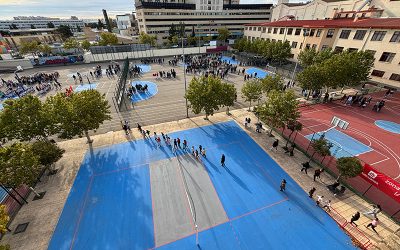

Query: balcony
[136,1,196,10]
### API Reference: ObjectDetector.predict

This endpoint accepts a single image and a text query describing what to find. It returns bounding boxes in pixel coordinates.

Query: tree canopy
[31,141,65,168]
[241,79,263,111]
[336,157,363,180]
[217,28,231,43]
[309,136,332,162]
[56,25,73,40]
[47,22,55,28]
[45,90,111,143]
[0,205,9,234]
[0,95,58,141]
[81,40,91,51]
[139,32,156,46]
[98,32,118,46]
[260,74,284,94]
[258,90,300,135]
[234,38,291,63]
[0,143,42,188]
[19,40,39,56]
[185,76,236,119]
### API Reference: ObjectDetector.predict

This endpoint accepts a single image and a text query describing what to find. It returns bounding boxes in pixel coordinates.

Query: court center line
[370,158,390,166]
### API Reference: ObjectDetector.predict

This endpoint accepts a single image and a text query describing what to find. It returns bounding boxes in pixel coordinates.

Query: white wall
[0,58,33,71]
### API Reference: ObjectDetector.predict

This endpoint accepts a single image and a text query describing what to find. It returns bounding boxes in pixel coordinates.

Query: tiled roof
[245,18,400,29]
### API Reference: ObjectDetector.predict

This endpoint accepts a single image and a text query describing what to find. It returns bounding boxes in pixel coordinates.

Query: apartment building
[135,0,272,44]
[116,14,138,37]
[244,17,400,87]
[0,16,84,32]
[272,0,400,21]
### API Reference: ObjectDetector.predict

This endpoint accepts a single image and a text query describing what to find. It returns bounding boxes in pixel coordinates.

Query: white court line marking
[301,106,341,115]
[370,158,390,166]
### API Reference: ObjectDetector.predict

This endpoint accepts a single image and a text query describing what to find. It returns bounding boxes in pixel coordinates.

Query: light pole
[180,22,189,118]
[291,28,309,84]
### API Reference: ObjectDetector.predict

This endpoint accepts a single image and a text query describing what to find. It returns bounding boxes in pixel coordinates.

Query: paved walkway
[1,108,399,249]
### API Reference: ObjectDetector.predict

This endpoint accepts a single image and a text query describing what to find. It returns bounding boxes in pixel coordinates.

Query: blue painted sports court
[131,81,158,103]
[305,128,372,158]
[245,67,269,78]
[49,121,355,250]
[221,56,239,65]
[375,120,400,134]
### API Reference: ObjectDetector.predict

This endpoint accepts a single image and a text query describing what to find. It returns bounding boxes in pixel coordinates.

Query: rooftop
[245,18,400,29]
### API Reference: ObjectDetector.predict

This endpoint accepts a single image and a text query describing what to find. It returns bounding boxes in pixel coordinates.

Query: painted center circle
[130,81,158,103]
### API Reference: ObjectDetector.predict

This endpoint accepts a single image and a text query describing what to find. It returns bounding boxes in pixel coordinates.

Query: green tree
[139,31,156,46]
[296,64,327,98]
[47,22,55,28]
[0,205,10,234]
[0,143,42,196]
[31,141,65,171]
[260,74,284,94]
[0,245,10,250]
[168,23,177,42]
[19,40,39,56]
[336,157,363,180]
[0,96,57,141]
[285,120,302,147]
[46,90,111,143]
[81,40,91,51]
[241,80,263,111]
[185,76,224,119]
[98,32,118,46]
[63,38,81,53]
[217,27,231,44]
[234,38,246,51]
[259,90,300,135]
[56,25,73,40]
[220,83,237,115]
[187,35,197,46]
[309,136,332,163]
[76,25,82,32]
[39,44,52,54]
[271,40,291,64]
[170,35,179,46]
[298,48,318,68]
[97,19,104,30]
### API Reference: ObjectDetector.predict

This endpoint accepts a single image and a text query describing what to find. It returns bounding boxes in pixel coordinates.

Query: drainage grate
[32,191,46,201]
[14,222,29,234]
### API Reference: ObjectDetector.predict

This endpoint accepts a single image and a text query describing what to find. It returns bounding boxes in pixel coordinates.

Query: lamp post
[180,22,189,118]
[291,28,310,84]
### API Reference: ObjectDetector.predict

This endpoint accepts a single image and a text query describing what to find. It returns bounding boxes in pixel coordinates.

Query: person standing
[313,168,324,181]
[316,195,324,206]
[201,148,206,158]
[156,137,161,147]
[364,204,382,217]
[221,154,226,167]
[270,139,279,151]
[350,212,361,226]
[366,217,379,234]
[177,138,181,148]
[183,140,188,150]
[323,200,331,212]
[308,187,316,198]
[137,123,142,133]
[280,179,287,191]
[173,139,178,151]
[301,162,311,174]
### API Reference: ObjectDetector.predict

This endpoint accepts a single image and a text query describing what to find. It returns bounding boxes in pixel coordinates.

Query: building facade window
[279,28,285,34]
[348,48,358,52]
[295,28,301,35]
[379,52,396,63]
[353,30,367,40]
[321,45,329,50]
[312,44,317,49]
[287,28,293,35]
[309,29,315,37]
[291,41,297,48]
[371,70,385,77]
[268,28,272,33]
[334,46,344,53]
[316,29,322,37]
[258,27,261,31]
[389,73,400,81]
[262,27,266,33]
[366,50,376,57]
[273,28,278,34]
[326,29,335,38]
[389,31,400,43]
[305,43,311,49]
[371,31,386,41]
[339,29,351,39]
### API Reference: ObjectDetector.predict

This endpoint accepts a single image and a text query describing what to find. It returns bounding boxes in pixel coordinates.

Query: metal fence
[278,123,400,222]
[114,57,129,111]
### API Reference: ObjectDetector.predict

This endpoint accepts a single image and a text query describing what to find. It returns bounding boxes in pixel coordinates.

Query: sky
[0,0,304,19]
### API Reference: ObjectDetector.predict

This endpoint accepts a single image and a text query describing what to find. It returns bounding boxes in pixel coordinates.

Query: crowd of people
[1,71,61,100]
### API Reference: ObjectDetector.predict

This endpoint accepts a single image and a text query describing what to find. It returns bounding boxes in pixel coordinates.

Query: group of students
[350,204,382,234]
[155,69,177,79]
